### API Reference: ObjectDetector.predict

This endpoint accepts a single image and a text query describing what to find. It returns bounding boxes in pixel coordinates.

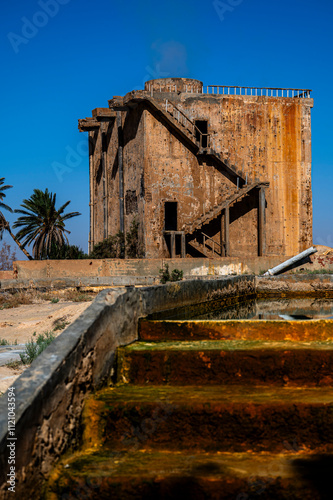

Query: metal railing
[202,232,222,256]
[145,84,312,98]
[162,99,210,148]
[204,86,312,98]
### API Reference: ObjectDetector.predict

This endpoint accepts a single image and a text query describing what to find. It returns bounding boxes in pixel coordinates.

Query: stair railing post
[220,214,224,256]
[258,187,266,256]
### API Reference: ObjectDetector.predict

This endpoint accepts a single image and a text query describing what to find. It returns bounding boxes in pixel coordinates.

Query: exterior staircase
[47,314,333,499]
[110,92,248,186]
[186,182,268,257]
[184,181,264,235]
[110,91,269,258]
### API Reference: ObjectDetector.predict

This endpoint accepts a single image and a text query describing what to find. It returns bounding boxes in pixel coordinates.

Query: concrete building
[79,78,313,258]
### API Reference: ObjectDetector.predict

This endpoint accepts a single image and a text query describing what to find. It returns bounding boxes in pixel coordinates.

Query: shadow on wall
[292,454,333,500]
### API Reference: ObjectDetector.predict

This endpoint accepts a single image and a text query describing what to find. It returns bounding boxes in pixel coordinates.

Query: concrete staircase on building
[184,182,264,234]
[47,316,333,499]
[186,182,268,257]
[110,91,249,186]
[110,92,269,258]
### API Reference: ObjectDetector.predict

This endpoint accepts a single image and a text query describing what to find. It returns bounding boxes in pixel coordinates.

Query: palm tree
[0,177,33,260]
[13,188,81,259]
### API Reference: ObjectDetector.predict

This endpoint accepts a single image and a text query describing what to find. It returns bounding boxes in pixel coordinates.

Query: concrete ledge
[0,276,254,498]
[256,274,333,295]
[12,257,287,280]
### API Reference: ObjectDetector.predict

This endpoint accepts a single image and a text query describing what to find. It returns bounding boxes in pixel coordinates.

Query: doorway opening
[164,202,178,231]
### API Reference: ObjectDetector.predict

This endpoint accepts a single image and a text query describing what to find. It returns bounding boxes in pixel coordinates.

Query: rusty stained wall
[87,85,312,259]
[143,108,235,258]
[176,94,313,257]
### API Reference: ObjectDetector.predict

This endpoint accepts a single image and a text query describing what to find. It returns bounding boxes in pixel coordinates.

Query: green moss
[121,339,333,352]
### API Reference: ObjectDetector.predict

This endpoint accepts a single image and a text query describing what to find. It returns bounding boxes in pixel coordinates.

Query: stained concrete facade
[79,78,313,258]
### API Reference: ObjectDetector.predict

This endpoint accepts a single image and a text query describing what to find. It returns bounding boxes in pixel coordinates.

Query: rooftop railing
[204,86,312,98]
[145,83,312,98]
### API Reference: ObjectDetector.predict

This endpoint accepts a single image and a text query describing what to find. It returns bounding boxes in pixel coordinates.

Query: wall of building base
[11,257,286,280]
[7,251,333,282]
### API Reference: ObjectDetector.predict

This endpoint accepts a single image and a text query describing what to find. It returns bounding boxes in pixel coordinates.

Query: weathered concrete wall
[256,273,333,296]
[144,106,235,257]
[0,271,12,280]
[11,256,288,281]
[81,78,313,259]
[179,94,313,256]
[0,276,254,498]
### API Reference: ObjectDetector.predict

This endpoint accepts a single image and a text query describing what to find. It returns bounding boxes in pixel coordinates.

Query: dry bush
[62,289,95,302]
[0,291,34,309]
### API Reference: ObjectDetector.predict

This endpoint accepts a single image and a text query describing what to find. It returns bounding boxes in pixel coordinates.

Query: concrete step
[82,385,333,453]
[139,319,333,341]
[117,340,333,387]
[46,449,329,499]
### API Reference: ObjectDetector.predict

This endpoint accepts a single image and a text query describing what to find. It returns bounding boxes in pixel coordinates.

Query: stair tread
[93,384,333,405]
[139,319,333,341]
[122,339,333,352]
[51,449,318,479]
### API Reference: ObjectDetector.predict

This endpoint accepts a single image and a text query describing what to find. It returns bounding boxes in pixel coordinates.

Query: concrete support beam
[224,206,230,257]
[117,112,125,234]
[220,214,224,257]
[258,187,266,256]
[181,233,186,258]
[89,132,95,253]
[171,233,176,258]
[78,118,100,131]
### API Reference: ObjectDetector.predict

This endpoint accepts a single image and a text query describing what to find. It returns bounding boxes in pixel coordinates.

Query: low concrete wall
[12,257,286,280]
[0,271,12,280]
[2,247,332,284]
[256,274,333,295]
[0,275,254,498]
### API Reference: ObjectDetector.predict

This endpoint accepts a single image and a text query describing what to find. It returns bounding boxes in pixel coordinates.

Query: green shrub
[20,331,56,365]
[6,360,22,369]
[170,269,183,282]
[159,264,183,283]
[53,321,70,332]
[90,232,125,259]
[159,263,170,284]
[48,243,88,260]
[0,338,9,346]
[126,218,143,258]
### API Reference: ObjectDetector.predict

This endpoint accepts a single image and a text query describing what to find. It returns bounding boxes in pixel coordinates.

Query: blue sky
[1,0,333,257]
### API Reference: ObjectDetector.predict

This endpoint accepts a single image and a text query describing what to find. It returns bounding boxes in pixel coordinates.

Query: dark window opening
[164,202,177,231]
[195,120,208,148]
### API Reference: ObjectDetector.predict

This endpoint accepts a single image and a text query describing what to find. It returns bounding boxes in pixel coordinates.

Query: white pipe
[263,246,317,276]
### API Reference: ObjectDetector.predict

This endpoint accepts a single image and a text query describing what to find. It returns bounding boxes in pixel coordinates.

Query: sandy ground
[0,300,92,394]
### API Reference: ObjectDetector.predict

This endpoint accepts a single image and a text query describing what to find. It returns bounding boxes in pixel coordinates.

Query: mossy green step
[46,449,330,499]
[117,340,333,386]
[139,319,333,341]
[82,385,333,453]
